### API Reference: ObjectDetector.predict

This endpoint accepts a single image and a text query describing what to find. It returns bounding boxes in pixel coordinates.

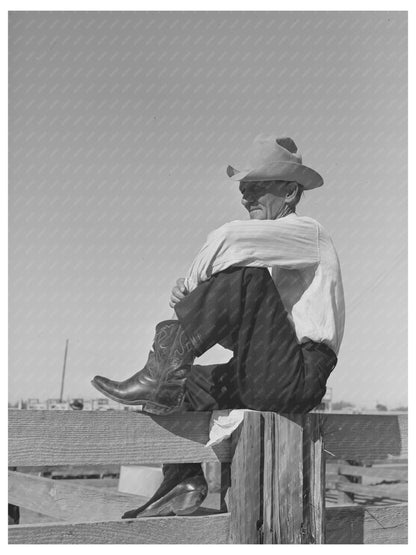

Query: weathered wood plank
[277,414,304,543]
[8,470,146,522]
[16,464,121,477]
[8,513,230,544]
[262,413,304,544]
[262,412,276,543]
[19,508,62,524]
[302,413,325,543]
[321,413,407,463]
[229,411,262,544]
[325,503,408,544]
[66,478,119,488]
[336,464,408,482]
[8,410,230,466]
[9,411,407,466]
[336,481,408,502]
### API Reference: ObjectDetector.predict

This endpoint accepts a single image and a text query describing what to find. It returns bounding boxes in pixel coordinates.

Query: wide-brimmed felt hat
[226,135,323,190]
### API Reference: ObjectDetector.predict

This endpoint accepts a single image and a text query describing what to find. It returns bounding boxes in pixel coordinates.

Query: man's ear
[284,182,299,205]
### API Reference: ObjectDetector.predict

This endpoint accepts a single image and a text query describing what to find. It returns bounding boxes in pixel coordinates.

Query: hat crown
[226,133,323,189]
[249,134,302,169]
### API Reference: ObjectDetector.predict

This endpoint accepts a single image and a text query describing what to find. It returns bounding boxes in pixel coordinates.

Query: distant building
[26,398,40,410]
[28,402,47,410]
[46,398,60,409]
[21,397,124,411]
[92,398,110,411]
[46,399,69,410]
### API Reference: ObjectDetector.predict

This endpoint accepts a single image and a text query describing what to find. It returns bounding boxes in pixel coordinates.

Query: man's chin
[249,210,265,220]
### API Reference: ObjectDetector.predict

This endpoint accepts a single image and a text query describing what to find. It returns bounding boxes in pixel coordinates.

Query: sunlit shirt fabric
[184,213,345,355]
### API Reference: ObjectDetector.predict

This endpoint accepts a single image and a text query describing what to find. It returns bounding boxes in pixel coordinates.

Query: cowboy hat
[226,134,323,190]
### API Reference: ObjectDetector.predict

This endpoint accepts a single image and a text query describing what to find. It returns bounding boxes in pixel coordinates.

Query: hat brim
[227,161,323,190]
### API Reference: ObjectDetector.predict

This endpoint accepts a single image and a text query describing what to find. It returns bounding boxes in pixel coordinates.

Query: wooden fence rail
[8,410,408,544]
[326,460,408,505]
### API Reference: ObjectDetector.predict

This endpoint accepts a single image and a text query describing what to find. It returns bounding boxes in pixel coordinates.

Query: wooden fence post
[303,412,326,543]
[262,413,304,543]
[228,411,262,543]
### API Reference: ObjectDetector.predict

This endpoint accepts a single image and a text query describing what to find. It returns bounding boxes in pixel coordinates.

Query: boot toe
[92,375,113,391]
[91,375,148,405]
[91,376,120,398]
[121,508,140,519]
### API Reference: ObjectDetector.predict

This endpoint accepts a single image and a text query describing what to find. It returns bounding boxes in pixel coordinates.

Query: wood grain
[262,412,276,543]
[228,411,262,544]
[326,503,407,544]
[9,410,407,466]
[8,471,146,522]
[335,463,408,482]
[262,413,304,544]
[276,414,304,543]
[8,410,230,466]
[335,481,408,502]
[8,513,230,544]
[302,413,325,543]
[9,504,408,544]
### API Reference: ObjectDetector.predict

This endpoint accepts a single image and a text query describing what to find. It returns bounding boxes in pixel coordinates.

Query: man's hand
[169,278,188,308]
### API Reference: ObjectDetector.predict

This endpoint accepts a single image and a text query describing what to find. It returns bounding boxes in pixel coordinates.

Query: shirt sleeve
[184,217,320,292]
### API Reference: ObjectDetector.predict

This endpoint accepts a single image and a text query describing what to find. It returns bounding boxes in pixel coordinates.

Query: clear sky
[9,11,407,408]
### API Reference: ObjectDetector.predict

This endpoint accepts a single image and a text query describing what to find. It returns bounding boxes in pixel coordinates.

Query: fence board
[15,464,121,476]
[8,513,230,544]
[273,414,304,543]
[229,411,262,543]
[336,481,408,502]
[321,413,407,463]
[302,413,325,543]
[326,503,407,544]
[335,464,407,482]
[8,410,230,466]
[8,471,146,522]
[9,411,407,467]
[11,503,407,544]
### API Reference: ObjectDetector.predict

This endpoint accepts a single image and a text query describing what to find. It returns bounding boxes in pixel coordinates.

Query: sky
[9,11,407,408]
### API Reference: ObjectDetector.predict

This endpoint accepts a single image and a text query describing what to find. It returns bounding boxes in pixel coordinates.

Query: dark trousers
[175,267,337,413]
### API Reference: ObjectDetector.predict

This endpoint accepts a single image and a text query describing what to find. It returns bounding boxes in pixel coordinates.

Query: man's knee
[210,266,272,288]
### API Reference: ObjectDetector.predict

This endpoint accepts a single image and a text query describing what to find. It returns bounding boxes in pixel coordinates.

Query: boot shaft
[153,320,195,381]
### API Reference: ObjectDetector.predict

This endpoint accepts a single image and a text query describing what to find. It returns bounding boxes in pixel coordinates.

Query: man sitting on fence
[92,134,345,518]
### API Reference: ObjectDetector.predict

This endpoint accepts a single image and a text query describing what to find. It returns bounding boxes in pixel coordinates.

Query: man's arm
[183,217,319,292]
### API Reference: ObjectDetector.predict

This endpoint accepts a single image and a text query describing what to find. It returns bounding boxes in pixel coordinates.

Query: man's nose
[241,196,251,208]
[242,191,255,205]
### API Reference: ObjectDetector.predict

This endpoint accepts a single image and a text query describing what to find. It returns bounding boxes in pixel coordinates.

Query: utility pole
[59,339,69,402]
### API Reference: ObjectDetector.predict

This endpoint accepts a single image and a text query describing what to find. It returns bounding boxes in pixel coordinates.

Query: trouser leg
[176,267,309,412]
[184,361,241,410]
[124,266,338,518]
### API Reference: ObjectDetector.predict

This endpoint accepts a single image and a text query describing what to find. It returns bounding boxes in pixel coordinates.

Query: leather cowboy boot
[122,463,208,519]
[91,320,196,415]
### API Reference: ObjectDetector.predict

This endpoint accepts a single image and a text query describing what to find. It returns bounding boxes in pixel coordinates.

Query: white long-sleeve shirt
[184,214,345,355]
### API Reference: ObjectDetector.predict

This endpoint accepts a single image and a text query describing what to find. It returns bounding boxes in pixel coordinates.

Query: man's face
[240,180,287,220]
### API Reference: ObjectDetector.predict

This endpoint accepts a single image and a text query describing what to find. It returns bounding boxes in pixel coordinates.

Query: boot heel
[143,400,184,415]
[171,490,206,515]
